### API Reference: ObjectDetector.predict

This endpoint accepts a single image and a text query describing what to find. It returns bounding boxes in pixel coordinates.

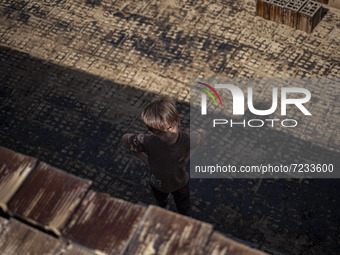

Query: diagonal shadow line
[0,46,339,254]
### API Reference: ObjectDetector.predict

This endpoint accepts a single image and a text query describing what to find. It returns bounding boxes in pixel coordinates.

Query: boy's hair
[141,95,178,130]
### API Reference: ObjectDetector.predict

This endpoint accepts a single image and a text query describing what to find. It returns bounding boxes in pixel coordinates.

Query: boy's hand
[122,133,149,166]
[122,133,135,150]
[122,134,144,151]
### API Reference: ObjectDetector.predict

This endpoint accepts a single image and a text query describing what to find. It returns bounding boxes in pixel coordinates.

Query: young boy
[122,95,205,216]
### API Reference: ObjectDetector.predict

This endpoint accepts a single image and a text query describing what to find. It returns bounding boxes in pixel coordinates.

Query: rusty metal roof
[8,161,92,236]
[63,190,146,255]
[0,147,37,211]
[206,232,266,255]
[0,147,267,255]
[0,218,64,254]
[125,206,213,255]
[0,218,95,255]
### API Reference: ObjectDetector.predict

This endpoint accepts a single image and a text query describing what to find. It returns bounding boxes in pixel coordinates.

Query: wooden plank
[8,162,92,236]
[205,232,267,255]
[63,190,146,255]
[0,218,63,255]
[0,147,37,212]
[124,205,213,255]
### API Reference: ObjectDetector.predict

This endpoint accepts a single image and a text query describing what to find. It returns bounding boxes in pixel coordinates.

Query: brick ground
[0,0,339,254]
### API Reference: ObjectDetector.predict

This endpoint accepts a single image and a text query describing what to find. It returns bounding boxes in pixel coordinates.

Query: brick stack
[256,0,272,19]
[284,0,308,28]
[297,1,323,32]
[256,0,323,33]
[270,0,291,23]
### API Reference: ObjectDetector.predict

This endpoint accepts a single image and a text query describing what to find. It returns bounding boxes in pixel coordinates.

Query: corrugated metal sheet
[57,243,96,255]
[124,205,213,255]
[0,148,267,255]
[205,232,267,255]
[0,219,63,255]
[63,190,146,255]
[0,216,9,231]
[0,147,37,211]
[0,218,94,255]
[8,162,92,236]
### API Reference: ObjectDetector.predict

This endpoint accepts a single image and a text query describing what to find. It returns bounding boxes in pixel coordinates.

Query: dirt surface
[1,0,339,254]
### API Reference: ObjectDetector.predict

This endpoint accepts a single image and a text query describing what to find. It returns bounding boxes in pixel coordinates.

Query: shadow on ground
[1,46,339,254]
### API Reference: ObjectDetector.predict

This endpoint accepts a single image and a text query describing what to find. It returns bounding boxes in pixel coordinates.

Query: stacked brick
[256,0,323,33]
[297,1,323,32]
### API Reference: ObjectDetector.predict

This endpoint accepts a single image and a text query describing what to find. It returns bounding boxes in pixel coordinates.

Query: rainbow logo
[197,82,222,115]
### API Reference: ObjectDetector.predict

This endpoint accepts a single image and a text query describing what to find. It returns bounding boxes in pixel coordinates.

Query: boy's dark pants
[151,181,191,216]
